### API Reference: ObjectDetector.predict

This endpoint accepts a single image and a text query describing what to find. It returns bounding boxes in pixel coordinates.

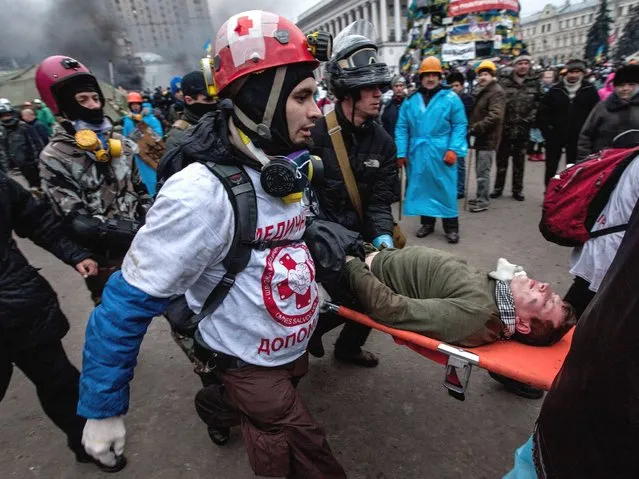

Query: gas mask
[260,150,323,204]
[74,130,123,163]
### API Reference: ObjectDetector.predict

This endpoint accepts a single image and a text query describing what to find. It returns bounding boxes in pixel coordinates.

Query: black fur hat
[614,64,639,86]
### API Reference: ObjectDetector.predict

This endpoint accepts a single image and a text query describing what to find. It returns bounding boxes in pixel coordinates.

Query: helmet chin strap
[229,120,271,167]
[232,66,287,141]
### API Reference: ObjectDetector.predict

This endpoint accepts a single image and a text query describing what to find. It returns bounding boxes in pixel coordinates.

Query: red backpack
[539,147,639,247]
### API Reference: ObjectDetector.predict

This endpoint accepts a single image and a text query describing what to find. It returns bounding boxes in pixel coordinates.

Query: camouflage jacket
[498,73,543,142]
[0,121,39,169]
[39,122,151,220]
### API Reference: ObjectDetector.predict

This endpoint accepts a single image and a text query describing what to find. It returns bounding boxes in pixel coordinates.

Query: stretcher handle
[325,302,367,322]
[326,303,444,352]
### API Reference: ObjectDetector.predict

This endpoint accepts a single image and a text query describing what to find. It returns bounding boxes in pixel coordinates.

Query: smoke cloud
[0,0,141,88]
[0,0,317,87]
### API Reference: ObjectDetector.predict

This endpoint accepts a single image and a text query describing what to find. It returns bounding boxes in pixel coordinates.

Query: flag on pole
[203,39,213,55]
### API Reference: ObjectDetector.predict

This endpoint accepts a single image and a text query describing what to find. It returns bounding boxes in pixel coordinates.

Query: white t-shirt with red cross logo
[122,162,319,367]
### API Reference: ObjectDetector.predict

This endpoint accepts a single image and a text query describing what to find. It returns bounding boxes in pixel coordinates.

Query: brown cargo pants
[195,354,346,478]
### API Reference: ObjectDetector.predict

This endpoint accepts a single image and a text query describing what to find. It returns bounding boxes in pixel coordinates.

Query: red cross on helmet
[208,11,331,95]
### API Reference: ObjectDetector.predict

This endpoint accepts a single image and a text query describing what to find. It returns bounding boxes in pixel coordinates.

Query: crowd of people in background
[3,55,636,208]
[345,55,639,213]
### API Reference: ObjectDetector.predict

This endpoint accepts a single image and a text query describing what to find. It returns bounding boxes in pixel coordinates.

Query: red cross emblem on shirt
[277,253,313,310]
[235,16,254,36]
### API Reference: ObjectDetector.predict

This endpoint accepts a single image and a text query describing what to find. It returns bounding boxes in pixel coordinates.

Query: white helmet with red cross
[206,11,332,95]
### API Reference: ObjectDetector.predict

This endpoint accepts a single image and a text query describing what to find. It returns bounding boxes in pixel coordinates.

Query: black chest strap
[196,162,257,320]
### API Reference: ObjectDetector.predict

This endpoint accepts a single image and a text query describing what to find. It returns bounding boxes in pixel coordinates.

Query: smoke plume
[0,0,316,87]
[0,0,142,87]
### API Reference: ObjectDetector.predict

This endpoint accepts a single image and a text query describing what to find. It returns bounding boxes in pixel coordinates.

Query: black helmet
[326,20,391,100]
[0,103,17,127]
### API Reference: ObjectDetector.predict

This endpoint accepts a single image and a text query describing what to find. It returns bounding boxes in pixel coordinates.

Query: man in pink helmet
[36,56,151,306]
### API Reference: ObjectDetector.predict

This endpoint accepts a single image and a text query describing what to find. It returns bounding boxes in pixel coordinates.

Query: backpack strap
[172,119,190,130]
[325,109,364,221]
[194,162,258,321]
[188,161,302,323]
[589,223,628,238]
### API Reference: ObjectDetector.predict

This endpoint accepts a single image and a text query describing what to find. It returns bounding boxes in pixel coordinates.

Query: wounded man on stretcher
[340,246,576,348]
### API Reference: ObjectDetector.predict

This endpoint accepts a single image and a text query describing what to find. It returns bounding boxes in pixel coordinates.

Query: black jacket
[459,92,476,121]
[26,119,49,148]
[381,96,404,139]
[164,107,201,153]
[0,121,38,168]
[310,104,399,241]
[534,198,639,478]
[578,93,639,161]
[0,173,91,351]
[537,81,599,146]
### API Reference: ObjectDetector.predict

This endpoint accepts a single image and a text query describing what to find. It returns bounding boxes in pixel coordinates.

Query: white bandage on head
[488,257,527,282]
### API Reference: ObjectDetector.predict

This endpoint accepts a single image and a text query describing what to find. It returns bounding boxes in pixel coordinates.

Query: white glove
[488,257,527,282]
[318,284,332,313]
[82,416,126,467]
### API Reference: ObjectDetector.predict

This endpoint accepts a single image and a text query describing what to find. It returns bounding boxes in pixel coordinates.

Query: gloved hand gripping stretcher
[325,302,574,401]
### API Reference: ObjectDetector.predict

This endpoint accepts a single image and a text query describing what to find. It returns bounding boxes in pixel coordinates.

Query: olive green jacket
[343,247,504,347]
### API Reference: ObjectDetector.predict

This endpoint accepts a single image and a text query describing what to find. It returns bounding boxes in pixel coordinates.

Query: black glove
[70,213,140,249]
[303,219,364,284]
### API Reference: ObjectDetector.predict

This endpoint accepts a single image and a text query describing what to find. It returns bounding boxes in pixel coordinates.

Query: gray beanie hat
[391,75,406,86]
[565,59,587,73]
[513,55,532,65]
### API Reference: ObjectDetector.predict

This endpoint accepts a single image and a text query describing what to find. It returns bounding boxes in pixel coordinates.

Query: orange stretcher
[327,303,574,401]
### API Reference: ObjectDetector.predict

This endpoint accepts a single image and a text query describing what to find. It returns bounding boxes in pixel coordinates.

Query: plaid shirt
[495,280,517,338]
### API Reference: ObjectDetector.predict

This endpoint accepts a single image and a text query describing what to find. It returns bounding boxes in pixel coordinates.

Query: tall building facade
[296,0,411,74]
[521,0,638,65]
[108,0,212,65]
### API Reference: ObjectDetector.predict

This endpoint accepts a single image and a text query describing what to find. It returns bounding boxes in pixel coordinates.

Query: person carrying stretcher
[341,247,576,348]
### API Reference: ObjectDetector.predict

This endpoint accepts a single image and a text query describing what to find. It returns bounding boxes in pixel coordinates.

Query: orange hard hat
[419,56,443,75]
[127,92,143,104]
[476,60,497,75]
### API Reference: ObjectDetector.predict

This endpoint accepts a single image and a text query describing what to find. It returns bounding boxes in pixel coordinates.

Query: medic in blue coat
[395,56,468,243]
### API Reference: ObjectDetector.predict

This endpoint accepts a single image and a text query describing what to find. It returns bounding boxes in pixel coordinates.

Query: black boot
[207,426,231,446]
[489,372,544,399]
[307,335,325,358]
[75,449,128,473]
[445,231,460,244]
[489,189,503,199]
[513,193,525,201]
[334,348,379,368]
[416,224,435,238]
[443,218,459,244]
